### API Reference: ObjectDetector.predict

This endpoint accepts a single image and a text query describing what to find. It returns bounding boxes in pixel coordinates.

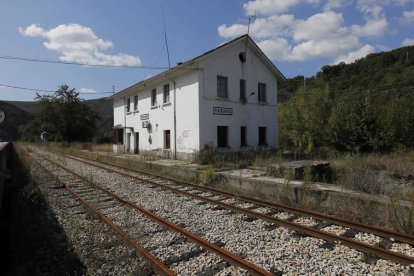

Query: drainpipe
[173,80,177,160]
[123,97,126,153]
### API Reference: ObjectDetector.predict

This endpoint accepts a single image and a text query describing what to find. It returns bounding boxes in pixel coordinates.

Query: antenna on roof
[162,4,171,69]
[240,12,256,63]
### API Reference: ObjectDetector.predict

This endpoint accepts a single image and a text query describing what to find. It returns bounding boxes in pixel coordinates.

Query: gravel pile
[32,148,414,275]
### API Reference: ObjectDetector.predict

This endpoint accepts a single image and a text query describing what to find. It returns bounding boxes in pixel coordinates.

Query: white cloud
[334,44,375,64]
[351,17,388,37]
[219,14,294,40]
[324,0,347,10]
[19,23,141,67]
[218,23,247,39]
[79,88,97,93]
[291,36,361,61]
[403,10,414,22]
[243,0,300,16]
[402,38,414,46]
[217,0,412,65]
[257,38,292,60]
[293,11,347,42]
[250,15,295,38]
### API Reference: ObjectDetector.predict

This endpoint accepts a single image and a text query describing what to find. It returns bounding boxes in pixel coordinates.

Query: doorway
[164,130,171,149]
[134,132,139,154]
[126,133,131,153]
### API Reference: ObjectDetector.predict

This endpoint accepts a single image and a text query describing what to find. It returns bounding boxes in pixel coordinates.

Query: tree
[278,88,333,153]
[328,92,380,152]
[35,85,99,142]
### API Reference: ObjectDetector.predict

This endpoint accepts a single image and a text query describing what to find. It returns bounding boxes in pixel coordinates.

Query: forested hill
[7,97,113,131]
[278,45,414,153]
[279,45,414,102]
[0,101,33,141]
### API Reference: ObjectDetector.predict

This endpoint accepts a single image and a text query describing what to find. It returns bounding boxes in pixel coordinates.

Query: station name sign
[213,107,232,115]
[140,113,149,120]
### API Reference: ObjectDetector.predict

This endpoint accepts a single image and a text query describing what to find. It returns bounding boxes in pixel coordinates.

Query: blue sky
[1,0,413,101]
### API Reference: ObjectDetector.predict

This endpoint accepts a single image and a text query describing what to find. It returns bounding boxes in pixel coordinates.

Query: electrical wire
[0,55,170,69]
[0,83,113,94]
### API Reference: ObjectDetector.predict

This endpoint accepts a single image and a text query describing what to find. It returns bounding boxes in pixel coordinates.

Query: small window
[240,79,246,100]
[164,130,171,149]
[151,89,157,107]
[259,127,267,146]
[134,95,138,111]
[240,126,247,147]
[126,98,131,113]
[258,83,267,102]
[217,76,228,98]
[163,84,170,103]
[217,126,229,148]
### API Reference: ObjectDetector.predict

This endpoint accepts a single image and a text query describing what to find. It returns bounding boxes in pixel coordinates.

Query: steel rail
[62,153,414,266]
[35,152,273,276]
[31,158,174,276]
[65,153,414,246]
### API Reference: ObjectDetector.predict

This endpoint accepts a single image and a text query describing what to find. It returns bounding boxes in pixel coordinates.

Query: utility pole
[303,76,306,93]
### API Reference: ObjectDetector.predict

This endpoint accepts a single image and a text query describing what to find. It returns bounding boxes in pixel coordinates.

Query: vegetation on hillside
[19,85,100,142]
[0,101,33,141]
[278,45,414,154]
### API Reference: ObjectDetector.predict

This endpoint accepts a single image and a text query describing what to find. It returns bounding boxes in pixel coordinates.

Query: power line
[0,55,171,69]
[0,83,113,94]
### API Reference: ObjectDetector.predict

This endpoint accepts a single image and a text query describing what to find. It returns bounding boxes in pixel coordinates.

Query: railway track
[30,149,273,275]
[28,147,414,274]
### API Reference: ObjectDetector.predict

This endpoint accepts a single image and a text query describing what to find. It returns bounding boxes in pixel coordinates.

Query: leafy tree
[328,92,381,152]
[278,88,332,153]
[18,120,41,142]
[35,85,99,142]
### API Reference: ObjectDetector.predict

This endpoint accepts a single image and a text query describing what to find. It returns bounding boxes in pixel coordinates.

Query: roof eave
[111,60,197,99]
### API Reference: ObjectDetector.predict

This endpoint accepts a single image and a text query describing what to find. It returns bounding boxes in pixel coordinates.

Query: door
[134,132,139,154]
[164,130,171,149]
[126,133,131,153]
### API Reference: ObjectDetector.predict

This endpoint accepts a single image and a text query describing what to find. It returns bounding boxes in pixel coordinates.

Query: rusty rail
[66,153,414,246]
[33,151,273,276]
[31,158,174,276]
[63,153,414,266]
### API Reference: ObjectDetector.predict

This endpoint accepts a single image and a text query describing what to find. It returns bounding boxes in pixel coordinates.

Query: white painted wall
[113,98,125,128]
[197,40,278,150]
[113,71,200,155]
[114,38,279,157]
[175,71,200,153]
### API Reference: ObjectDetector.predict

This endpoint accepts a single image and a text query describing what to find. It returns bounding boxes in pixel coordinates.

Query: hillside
[279,45,414,102]
[0,101,33,141]
[278,45,414,153]
[7,97,113,132]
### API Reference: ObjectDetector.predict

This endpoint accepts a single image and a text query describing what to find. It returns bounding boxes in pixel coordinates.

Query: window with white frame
[134,95,138,111]
[258,82,267,102]
[240,79,246,101]
[151,89,157,107]
[163,84,170,103]
[126,98,131,113]
[217,76,228,98]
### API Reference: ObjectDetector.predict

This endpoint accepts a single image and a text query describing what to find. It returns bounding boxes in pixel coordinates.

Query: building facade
[112,35,286,159]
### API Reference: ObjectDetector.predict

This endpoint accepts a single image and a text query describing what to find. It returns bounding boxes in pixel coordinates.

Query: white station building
[112,35,286,159]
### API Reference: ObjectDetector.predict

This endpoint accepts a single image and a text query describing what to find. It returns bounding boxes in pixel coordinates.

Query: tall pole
[162,5,171,69]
